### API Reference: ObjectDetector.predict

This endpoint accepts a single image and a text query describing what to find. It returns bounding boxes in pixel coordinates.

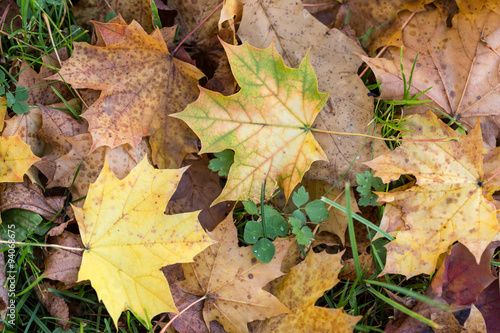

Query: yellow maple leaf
[74,157,214,328]
[254,251,361,332]
[173,41,328,204]
[365,111,500,277]
[0,135,40,183]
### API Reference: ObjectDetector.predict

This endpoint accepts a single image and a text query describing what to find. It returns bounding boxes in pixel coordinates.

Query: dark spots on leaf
[248,273,253,279]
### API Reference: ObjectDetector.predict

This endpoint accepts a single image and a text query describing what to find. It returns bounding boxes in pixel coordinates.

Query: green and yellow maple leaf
[173,41,328,204]
[74,157,214,328]
[365,111,500,277]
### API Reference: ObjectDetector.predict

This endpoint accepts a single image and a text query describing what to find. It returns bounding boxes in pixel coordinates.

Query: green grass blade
[320,197,394,240]
[365,279,450,310]
[345,183,362,278]
[368,287,439,328]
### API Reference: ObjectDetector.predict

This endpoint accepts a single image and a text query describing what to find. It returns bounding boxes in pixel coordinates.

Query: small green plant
[242,184,329,263]
[208,149,235,176]
[356,171,385,206]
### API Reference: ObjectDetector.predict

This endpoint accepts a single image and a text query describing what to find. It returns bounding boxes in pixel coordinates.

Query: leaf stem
[0,240,84,251]
[171,2,224,56]
[159,295,207,333]
[486,167,500,184]
[311,128,459,143]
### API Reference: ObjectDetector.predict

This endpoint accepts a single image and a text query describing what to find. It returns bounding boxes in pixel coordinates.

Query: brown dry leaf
[456,0,500,24]
[16,51,72,106]
[35,105,89,180]
[166,155,231,231]
[253,251,361,333]
[0,181,65,223]
[178,212,292,333]
[463,305,487,332]
[3,108,45,156]
[51,19,204,169]
[305,179,359,245]
[238,0,389,187]
[33,279,70,330]
[71,0,154,32]
[334,0,431,53]
[361,7,500,134]
[48,133,148,198]
[163,264,226,333]
[366,111,500,277]
[43,231,84,287]
[168,0,222,48]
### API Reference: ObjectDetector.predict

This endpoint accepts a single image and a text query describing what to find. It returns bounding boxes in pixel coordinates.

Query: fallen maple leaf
[456,0,500,24]
[238,0,389,187]
[388,241,498,332]
[0,181,65,223]
[51,19,204,169]
[3,108,45,157]
[177,212,292,333]
[165,155,231,231]
[74,157,213,328]
[366,111,500,277]
[71,0,154,32]
[49,133,148,198]
[0,136,40,183]
[361,7,500,134]
[253,251,361,332]
[173,41,328,204]
[168,0,222,48]
[333,0,430,53]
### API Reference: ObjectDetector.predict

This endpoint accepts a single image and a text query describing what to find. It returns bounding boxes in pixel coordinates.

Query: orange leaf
[50,20,204,168]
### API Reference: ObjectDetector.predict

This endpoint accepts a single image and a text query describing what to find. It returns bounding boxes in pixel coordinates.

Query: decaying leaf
[238,0,388,187]
[43,231,84,287]
[35,105,89,181]
[33,279,71,330]
[71,0,154,32]
[74,157,213,328]
[166,155,231,231]
[361,8,500,135]
[253,251,361,332]
[0,181,65,223]
[15,51,72,106]
[48,133,148,198]
[168,0,222,48]
[0,136,40,183]
[178,212,292,333]
[174,41,328,204]
[333,0,430,53]
[51,19,204,168]
[366,111,499,277]
[3,108,45,157]
[456,0,500,24]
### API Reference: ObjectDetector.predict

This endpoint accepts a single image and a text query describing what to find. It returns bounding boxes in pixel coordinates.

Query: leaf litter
[2,0,500,331]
